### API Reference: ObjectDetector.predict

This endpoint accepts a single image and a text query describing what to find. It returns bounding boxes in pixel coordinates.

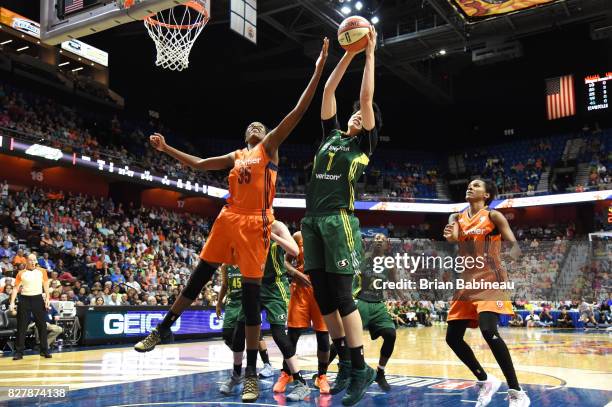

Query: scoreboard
[584,72,610,112]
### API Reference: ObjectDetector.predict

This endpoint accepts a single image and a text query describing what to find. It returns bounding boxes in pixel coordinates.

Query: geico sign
[103,313,180,335]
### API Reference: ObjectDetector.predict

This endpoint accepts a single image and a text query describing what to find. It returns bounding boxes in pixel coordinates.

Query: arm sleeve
[356,127,379,156]
[318,115,340,148]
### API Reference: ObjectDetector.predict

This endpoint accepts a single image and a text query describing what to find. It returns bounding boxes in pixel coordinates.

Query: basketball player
[302,26,381,406]
[227,221,313,401]
[134,38,329,403]
[443,179,530,407]
[280,231,331,394]
[352,233,397,392]
[215,263,273,391]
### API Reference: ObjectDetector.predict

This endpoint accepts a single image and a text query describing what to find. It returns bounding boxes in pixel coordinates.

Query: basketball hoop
[143,0,210,71]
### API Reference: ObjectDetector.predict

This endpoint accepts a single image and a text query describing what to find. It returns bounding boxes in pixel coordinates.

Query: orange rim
[144,0,209,30]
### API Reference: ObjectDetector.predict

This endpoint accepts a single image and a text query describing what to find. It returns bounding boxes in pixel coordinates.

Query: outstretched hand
[149,133,167,152]
[365,25,377,56]
[315,37,329,71]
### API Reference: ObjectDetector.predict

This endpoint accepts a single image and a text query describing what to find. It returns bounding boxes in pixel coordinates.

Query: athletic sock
[233,364,242,377]
[259,348,270,365]
[246,349,258,373]
[158,310,179,331]
[318,361,328,376]
[349,346,365,370]
[332,337,349,362]
[292,371,306,385]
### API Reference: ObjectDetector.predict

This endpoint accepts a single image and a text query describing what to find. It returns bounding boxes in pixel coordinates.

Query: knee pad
[242,283,261,326]
[337,294,356,317]
[310,269,338,315]
[315,331,330,353]
[378,328,396,358]
[183,260,215,300]
[480,326,499,342]
[271,325,295,359]
[288,327,303,346]
[222,328,234,349]
[231,323,246,352]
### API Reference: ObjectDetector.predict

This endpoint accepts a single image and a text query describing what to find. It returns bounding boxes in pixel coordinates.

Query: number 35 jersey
[227,142,277,211]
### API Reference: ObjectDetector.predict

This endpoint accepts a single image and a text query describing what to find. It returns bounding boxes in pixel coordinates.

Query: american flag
[545,75,575,120]
[65,0,84,14]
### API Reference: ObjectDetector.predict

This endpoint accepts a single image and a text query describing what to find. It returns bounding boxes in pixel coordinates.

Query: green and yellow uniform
[239,241,290,325]
[353,255,395,339]
[222,265,243,330]
[302,115,378,274]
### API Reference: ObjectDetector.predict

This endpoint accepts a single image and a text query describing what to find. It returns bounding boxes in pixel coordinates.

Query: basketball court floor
[1,326,610,406]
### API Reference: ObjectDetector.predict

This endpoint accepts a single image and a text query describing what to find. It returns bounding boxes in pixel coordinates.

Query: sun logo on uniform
[480,216,486,223]
[337,259,349,269]
[496,301,504,308]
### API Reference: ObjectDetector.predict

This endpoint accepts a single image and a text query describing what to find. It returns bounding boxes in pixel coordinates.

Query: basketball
[337,16,370,52]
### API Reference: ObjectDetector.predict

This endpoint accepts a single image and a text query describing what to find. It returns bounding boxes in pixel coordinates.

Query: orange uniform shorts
[447,300,514,328]
[200,206,274,279]
[288,282,327,332]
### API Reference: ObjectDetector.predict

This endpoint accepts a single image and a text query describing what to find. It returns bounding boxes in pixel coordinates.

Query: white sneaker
[259,363,274,378]
[475,374,502,407]
[508,389,530,407]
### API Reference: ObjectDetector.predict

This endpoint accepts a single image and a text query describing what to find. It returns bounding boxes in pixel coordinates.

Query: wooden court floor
[1,325,610,406]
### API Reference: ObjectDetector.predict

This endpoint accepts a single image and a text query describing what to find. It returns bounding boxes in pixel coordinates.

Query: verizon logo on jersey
[236,157,261,166]
[315,173,341,180]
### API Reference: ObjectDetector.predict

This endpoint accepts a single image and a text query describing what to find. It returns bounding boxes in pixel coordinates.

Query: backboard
[40,0,193,45]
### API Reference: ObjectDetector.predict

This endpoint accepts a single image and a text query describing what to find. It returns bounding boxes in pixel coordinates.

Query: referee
[9,254,52,360]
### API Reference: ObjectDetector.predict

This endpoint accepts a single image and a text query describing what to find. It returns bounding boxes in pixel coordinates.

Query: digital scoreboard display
[584,72,610,112]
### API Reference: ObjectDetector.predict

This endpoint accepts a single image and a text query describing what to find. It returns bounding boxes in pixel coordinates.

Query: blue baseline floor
[4,370,612,407]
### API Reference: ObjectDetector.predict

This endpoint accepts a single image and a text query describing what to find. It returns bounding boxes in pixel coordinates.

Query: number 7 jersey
[227,143,278,211]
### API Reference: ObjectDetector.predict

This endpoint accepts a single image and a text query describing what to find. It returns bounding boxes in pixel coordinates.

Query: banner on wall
[449,0,555,21]
[0,8,40,38]
[61,39,109,67]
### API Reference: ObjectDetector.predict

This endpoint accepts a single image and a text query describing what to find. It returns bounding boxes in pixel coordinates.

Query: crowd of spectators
[0,185,223,309]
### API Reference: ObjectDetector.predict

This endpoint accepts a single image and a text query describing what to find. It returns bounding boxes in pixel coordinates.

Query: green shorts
[222,299,242,330]
[357,299,395,339]
[302,210,363,275]
[239,280,290,326]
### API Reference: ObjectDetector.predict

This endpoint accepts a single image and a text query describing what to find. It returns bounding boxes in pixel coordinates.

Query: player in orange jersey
[134,38,329,403]
[443,179,530,407]
[277,231,331,394]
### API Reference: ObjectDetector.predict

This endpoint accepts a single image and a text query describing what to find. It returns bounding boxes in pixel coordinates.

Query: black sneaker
[13,353,23,360]
[375,369,391,391]
[40,352,52,358]
[330,360,351,395]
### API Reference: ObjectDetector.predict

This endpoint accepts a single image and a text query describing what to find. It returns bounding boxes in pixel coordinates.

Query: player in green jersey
[352,233,398,391]
[216,264,274,396]
[302,26,382,406]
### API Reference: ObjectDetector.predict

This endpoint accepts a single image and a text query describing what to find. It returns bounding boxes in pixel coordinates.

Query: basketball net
[143,0,210,71]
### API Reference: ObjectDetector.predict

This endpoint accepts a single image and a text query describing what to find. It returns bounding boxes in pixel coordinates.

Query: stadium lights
[341,6,352,14]
[0,40,12,45]
[58,62,70,67]
[371,16,379,24]
[71,67,83,72]
[16,46,29,52]
[439,49,447,55]
[355,1,363,10]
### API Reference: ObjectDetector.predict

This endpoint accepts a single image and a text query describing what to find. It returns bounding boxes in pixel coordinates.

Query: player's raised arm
[262,38,329,157]
[443,213,460,242]
[360,26,376,131]
[321,50,359,120]
[150,133,235,171]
